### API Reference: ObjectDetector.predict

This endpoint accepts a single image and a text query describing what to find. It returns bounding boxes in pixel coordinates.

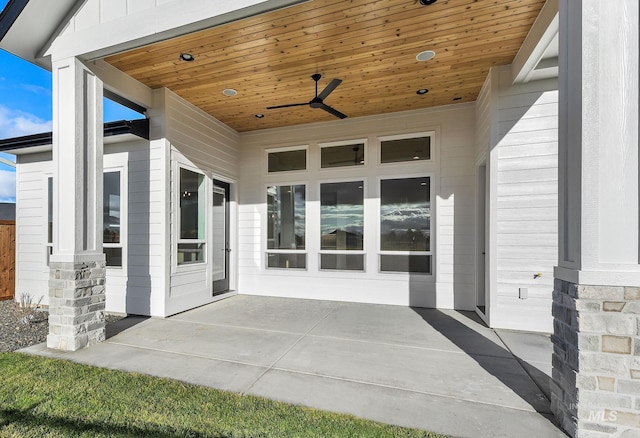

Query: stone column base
[47,257,106,351]
[551,279,640,437]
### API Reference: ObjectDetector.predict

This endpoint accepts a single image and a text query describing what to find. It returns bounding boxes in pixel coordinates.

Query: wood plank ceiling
[105,0,546,133]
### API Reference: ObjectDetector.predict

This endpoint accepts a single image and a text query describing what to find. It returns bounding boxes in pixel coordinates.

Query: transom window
[380,135,431,163]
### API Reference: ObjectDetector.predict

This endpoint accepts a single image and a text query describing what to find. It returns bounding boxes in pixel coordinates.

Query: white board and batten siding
[238,105,476,310]
[483,65,559,332]
[13,139,167,316]
[163,89,241,316]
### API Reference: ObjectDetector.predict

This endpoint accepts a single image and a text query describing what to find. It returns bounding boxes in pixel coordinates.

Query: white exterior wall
[237,105,476,309]
[14,138,166,316]
[162,89,241,316]
[479,65,559,332]
[14,152,53,304]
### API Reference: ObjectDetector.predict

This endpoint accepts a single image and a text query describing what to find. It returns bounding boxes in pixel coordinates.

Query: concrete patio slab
[21,295,566,438]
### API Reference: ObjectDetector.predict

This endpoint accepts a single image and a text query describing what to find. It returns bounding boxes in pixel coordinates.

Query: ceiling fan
[267,73,347,119]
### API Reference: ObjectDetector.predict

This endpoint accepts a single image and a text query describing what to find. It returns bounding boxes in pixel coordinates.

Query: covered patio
[24,295,565,437]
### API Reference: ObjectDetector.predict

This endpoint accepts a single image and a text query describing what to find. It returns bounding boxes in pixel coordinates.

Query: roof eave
[0,119,150,154]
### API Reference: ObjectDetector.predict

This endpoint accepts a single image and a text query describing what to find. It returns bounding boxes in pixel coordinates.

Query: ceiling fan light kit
[267,74,348,119]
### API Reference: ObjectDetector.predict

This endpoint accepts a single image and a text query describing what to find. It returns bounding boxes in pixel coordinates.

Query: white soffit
[512,0,559,84]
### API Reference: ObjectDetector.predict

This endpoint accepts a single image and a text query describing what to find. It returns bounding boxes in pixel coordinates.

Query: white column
[552,1,640,436]
[47,57,106,351]
[556,0,640,285]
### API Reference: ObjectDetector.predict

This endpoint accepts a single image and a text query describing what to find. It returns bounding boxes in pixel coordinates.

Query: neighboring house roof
[0,119,150,154]
[0,203,16,221]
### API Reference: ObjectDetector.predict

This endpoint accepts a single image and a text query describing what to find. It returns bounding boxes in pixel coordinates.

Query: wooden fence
[0,220,15,301]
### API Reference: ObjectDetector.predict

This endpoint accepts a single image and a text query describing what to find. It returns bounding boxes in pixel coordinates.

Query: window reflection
[320,181,364,250]
[380,177,430,251]
[267,185,306,250]
[103,171,121,244]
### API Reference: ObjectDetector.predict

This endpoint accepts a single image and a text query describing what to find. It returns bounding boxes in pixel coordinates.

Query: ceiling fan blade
[319,103,347,119]
[317,78,342,100]
[267,102,308,110]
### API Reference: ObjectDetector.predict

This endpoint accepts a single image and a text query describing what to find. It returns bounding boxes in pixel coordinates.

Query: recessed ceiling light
[416,89,429,95]
[255,114,264,118]
[179,53,195,62]
[222,88,238,97]
[416,50,436,62]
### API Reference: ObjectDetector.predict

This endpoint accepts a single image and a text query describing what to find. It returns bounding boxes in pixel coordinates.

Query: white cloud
[0,105,52,139]
[0,169,16,203]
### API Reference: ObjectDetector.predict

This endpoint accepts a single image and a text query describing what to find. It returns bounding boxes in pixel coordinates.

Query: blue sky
[0,0,143,202]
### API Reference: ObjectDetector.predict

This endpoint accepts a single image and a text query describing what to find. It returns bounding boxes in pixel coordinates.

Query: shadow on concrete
[106,315,150,339]
[411,307,562,430]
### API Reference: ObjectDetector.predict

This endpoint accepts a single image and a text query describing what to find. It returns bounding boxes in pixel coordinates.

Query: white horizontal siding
[164,89,241,316]
[493,65,558,332]
[13,139,167,317]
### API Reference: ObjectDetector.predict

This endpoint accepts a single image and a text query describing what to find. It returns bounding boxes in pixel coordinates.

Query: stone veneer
[47,259,106,351]
[551,279,640,437]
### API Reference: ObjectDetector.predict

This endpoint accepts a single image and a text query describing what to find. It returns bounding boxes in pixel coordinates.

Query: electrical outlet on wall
[519,288,528,299]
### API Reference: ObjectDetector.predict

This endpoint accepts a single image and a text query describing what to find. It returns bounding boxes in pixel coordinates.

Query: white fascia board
[0,0,79,69]
[0,156,16,167]
[511,0,559,84]
[45,0,310,62]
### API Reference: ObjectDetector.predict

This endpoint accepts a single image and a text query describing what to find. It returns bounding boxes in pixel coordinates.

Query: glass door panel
[212,181,230,294]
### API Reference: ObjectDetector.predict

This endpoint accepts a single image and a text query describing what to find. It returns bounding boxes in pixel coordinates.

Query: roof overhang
[0,0,79,69]
[0,119,150,155]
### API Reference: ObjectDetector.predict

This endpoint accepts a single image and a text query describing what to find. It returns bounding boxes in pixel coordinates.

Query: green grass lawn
[0,353,448,437]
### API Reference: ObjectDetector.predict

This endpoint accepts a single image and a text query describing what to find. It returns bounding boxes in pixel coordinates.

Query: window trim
[175,164,208,269]
[377,173,434,276]
[45,175,53,267]
[103,167,127,270]
[378,131,435,166]
[265,182,308,270]
[318,138,367,170]
[318,178,367,271]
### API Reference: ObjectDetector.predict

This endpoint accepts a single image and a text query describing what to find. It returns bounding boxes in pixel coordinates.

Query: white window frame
[265,181,308,270]
[45,175,53,267]
[103,166,127,270]
[378,131,435,166]
[318,177,367,272]
[175,164,207,269]
[265,144,309,175]
[318,138,368,170]
[378,173,435,276]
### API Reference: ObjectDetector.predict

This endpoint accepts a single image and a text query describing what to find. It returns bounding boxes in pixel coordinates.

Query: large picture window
[178,168,205,265]
[103,171,123,267]
[379,177,431,273]
[320,181,365,270]
[267,184,306,269]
